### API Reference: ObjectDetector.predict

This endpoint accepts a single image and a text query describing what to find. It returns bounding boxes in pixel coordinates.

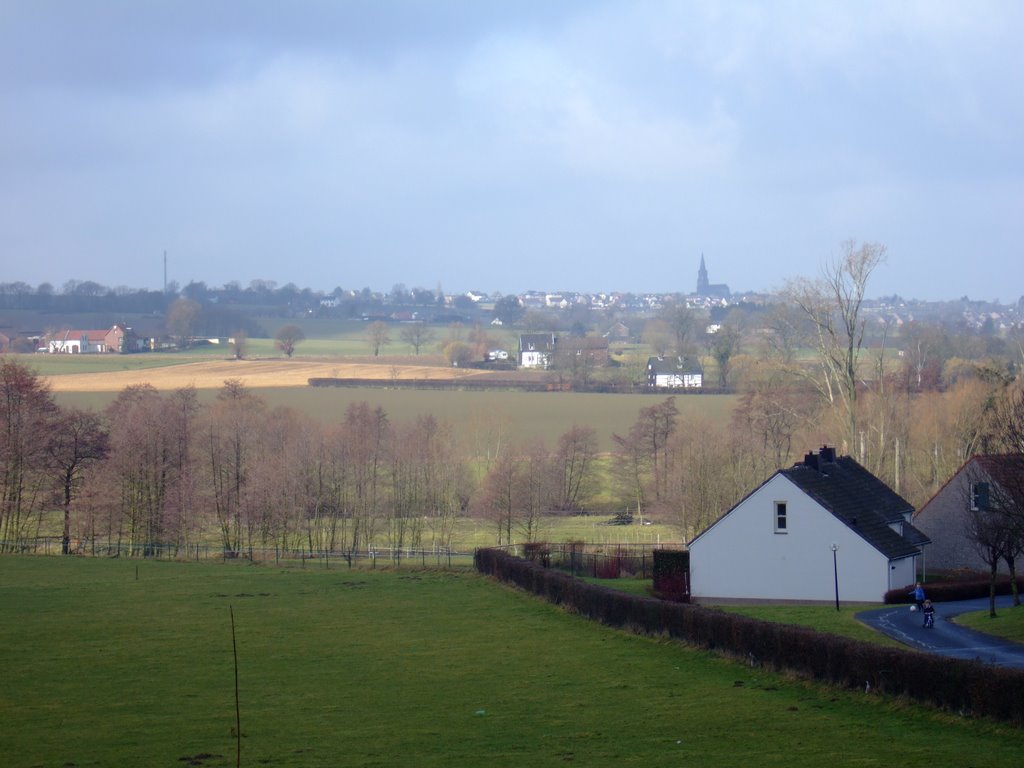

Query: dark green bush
[477,548,1024,725]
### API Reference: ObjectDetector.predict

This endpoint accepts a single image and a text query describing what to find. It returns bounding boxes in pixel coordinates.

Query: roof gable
[781,451,920,560]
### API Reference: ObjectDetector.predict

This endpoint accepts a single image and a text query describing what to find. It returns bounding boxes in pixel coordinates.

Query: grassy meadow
[51,382,734,455]
[1,556,1021,768]
[955,605,1024,643]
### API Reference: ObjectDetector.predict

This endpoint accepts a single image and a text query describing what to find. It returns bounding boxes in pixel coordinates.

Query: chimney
[803,451,819,471]
[820,445,836,464]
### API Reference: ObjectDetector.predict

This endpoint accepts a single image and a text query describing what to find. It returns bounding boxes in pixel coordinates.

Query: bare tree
[662,303,697,355]
[0,359,59,548]
[611,397,679,517]
[166,297,202,348]
[553,425,600,512]
[642,319,673,358]
[367,321,391,357]
[205,380,265,555]
[274,324,306,358]
[230,330,248,360]
[787,240,886,456]
[399,322,434,354]
[709,323,741,389]
[962,464,1019,617]
[49,408,108,554]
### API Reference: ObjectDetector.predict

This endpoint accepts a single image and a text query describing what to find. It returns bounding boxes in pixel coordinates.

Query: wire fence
[0,537,467,568]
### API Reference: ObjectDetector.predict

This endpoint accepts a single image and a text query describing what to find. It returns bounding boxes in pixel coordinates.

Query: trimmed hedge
[885,576,1024,604]
[475,547,1024,725]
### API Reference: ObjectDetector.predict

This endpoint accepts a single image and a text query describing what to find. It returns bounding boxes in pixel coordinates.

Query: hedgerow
[475,547,1024,725]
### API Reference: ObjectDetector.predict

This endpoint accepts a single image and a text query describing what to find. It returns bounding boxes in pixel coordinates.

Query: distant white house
[689,447,928,604]
[647,356,703,388]
[519,333,557,369]
[47,325,142,354]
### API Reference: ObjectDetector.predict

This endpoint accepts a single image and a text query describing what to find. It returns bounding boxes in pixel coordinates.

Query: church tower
[697,253,710,295]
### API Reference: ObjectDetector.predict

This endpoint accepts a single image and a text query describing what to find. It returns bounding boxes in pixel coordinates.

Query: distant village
[1,257,1022,374]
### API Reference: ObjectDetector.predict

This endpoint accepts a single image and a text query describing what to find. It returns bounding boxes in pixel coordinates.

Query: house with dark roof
[913,454,1024,576]
[647,356,703,388]
[519,332,557,369]
[689,446,928,603]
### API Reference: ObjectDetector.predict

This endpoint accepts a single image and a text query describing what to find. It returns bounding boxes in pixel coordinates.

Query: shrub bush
[885,576,1024,604]
[477,548,1024,725]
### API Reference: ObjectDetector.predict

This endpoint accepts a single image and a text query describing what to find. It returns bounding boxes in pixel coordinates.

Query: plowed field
[44,360,493,392]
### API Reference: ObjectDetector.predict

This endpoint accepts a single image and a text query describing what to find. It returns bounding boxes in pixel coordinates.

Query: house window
[970,482,989,511]
[774,501,788,533]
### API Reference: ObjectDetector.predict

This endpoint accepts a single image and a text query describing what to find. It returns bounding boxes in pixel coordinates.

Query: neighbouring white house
[647,356,703,388]
[913,454,1024,576]
[519,332,557,369]
[46,325,142,354]
[689,446,928,604]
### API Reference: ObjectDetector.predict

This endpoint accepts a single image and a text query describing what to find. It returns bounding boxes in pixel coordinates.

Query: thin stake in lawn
[230,605,241,768]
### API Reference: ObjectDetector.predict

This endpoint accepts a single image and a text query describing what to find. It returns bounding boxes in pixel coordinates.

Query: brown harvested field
[44,359,496,392]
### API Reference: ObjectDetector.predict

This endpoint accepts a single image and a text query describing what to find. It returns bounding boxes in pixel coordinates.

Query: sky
[1,1,1022,302]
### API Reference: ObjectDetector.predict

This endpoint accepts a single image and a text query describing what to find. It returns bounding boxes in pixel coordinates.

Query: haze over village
[3,3,1024,765]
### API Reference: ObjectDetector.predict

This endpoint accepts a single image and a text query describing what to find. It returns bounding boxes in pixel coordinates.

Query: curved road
[856,596,1024,669]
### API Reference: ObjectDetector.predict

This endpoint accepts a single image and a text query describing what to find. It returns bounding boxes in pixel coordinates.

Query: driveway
[856,596,1024,670]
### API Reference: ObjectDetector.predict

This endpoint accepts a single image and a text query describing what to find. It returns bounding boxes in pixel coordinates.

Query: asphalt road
[856,596,1024,669]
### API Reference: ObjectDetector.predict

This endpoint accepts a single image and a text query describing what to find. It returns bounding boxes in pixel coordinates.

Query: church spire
[697,252,709,294]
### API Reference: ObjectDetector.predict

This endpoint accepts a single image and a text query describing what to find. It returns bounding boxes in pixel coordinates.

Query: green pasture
[955,605,1024,643]
[1,557,1019,768]
[709,603,907,648]
[54,385,736,454]
[450,515,684,550]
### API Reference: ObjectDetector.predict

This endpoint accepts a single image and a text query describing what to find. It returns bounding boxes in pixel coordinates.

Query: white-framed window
[774,501,788,533]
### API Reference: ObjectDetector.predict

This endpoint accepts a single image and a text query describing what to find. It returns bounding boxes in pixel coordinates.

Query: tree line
[2,349,1022,558]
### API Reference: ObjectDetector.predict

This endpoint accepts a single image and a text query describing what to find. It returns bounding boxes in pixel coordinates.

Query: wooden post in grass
[230,605,241,768]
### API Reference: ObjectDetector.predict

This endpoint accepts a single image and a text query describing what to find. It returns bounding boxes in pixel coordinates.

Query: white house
[519,333,557,369]
[647,356,703,388]
[689,446,928,604]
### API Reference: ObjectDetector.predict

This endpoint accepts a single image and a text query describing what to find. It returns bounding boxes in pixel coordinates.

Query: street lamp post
[831,543,840,611]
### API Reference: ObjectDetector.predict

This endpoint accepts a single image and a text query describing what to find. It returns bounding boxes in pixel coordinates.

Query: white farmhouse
[647,356,703,388]
[689,446,928,604]
[518,333,557,369]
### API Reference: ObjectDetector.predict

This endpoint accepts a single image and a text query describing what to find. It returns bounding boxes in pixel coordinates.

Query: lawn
[954,604,1024,643]
[0,556,1019,768]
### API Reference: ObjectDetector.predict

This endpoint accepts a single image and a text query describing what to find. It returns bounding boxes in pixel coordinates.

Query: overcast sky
[2,1,1021,301]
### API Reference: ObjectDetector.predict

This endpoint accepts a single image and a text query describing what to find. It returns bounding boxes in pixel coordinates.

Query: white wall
[690,474,898,603]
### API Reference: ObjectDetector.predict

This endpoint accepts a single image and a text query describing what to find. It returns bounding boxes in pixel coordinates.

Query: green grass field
[954,604,1024,643]
[52,384,735,455]
[1,556,1020,768]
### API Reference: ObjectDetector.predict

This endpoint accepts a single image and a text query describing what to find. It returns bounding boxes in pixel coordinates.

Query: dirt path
[44,360,493,392]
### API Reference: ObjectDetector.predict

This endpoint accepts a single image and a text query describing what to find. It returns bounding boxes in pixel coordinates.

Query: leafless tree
[786,240,886,457]
[553,425,600,512]
[48,408,108,554]
[642,319,673,358]
[274,324,306,358]
[166,297,202,348]
[367,321,391,356]
[0,359,59,548]
[962,464,1020,616]
[662,303,697,355]
[230,330,248,360]
[709,323,741,388]
[205,379,265,555]
[399,322,434,354]
[611,398,678,517]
